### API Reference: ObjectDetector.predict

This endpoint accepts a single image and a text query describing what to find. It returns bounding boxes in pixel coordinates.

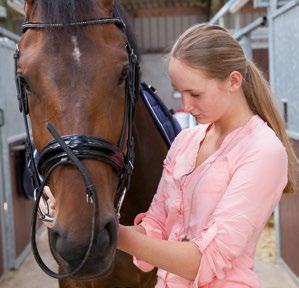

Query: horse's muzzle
[50,216,118,277]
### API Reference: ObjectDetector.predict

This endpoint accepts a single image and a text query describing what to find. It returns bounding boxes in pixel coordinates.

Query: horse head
[17,0,138,279]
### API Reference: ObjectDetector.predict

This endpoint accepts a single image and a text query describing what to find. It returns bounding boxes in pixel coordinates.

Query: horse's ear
[24,0,35,17]
[101,0,115,15]
[25,0,34,6]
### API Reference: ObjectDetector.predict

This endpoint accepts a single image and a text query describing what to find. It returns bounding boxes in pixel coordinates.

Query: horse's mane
[33,0,139,58]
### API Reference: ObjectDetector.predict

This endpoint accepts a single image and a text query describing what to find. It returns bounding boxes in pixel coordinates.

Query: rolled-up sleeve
[191,144,288,286]
[133,129,187,272]
[132,178,169,272]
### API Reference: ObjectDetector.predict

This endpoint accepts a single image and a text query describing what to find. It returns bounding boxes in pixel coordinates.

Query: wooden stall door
[9,140,34,260]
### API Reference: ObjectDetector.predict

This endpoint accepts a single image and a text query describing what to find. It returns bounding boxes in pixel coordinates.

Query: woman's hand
[39,186,56,229]
[117,224,201,280]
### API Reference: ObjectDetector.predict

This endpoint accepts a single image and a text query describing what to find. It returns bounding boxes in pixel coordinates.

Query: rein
[14,12,139,279]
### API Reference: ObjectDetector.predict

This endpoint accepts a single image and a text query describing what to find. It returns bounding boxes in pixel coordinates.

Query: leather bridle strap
[21,17,125,32]
[14,48,41,194]
[37,134,125,177]
[46,123,97,202]
[32,123,99,279]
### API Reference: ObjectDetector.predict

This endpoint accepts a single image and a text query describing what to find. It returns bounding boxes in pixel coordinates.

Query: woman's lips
[193,113,201,117]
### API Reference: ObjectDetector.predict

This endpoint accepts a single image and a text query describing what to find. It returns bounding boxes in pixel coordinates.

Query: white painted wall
[140,53,182,111]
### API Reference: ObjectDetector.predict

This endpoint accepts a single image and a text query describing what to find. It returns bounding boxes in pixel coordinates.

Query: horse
[16,0,171,287]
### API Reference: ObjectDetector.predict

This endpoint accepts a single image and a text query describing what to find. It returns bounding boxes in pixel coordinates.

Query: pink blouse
[133,115,288,288]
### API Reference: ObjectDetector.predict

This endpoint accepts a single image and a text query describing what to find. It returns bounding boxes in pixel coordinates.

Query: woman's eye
[19,77,32,95]
[190,93,201,98]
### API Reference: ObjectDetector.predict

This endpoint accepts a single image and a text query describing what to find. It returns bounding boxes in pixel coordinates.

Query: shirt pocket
[199,158,230,195]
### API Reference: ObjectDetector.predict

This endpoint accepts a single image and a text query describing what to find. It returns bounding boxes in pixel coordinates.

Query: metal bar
[233,16,267,40]
[209,0,237,24]
[268,0,279,265]
[281,98,288,127]
[230,0,250,14]
[0,109,4,127]
[2,132,16,269]
[274,206,281,258]
[0,121,8,274]
[0,27,20,43]
[268,0,276,97]
[272,0,299,18]
[252,0,290,8]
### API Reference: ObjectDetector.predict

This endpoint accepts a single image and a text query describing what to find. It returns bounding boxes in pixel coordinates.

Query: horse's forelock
[32,0,140,62]
[30,0,140,65]
[35,0,99,24]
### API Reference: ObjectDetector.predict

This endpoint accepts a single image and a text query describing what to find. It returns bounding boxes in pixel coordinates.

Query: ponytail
[171,23,297,193]
[243,60,297,193]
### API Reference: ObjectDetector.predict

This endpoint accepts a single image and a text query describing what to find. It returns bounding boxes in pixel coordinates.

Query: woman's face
[168,57,232,124]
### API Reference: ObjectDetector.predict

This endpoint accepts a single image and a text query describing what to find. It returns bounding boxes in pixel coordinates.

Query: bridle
[14,12,139,279]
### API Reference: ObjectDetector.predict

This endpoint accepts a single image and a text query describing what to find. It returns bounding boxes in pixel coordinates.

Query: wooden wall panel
[280,140,299,276]
[134,14,207,53]
[253,48,269,80]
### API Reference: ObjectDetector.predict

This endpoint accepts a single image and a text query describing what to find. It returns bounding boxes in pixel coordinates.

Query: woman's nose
[182,95,193,113]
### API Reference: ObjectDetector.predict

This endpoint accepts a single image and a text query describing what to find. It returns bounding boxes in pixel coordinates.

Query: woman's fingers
[48,200,55,211]
[43,186,56,216]
[44,186,55,203]
[39,197,49,215]
[38,186,56,228]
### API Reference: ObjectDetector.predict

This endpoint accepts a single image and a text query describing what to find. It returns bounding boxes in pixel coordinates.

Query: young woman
[41,24,296,287]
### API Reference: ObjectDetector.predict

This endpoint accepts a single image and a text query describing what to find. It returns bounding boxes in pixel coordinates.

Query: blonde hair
[171,23,297,193]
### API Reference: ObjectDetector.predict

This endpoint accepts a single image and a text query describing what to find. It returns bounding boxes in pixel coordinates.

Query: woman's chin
[195,116,208,124]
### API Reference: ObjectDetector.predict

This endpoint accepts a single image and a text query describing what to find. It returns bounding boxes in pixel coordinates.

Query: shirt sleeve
[133,129,188,272]
[191,144,288,286]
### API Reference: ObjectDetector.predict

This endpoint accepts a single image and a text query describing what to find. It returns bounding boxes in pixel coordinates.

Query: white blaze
[71,36,81,65]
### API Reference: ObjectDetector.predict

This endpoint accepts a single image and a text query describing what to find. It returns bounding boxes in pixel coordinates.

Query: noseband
[14,13,139,279]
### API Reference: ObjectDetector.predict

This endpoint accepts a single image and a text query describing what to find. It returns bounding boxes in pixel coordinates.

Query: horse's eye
[23,80,32,95]
[118,65,129,85]
[19,76,32,95]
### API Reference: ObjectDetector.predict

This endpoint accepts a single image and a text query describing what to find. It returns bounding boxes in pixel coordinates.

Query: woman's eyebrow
[171,83,188,92]
[171,83,203,93]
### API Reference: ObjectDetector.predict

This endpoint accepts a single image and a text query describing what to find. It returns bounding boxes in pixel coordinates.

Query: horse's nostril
[50,227,62,246]
[96,217,117,250]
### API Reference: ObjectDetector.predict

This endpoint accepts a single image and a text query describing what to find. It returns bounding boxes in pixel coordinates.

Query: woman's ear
[228,71,243,92]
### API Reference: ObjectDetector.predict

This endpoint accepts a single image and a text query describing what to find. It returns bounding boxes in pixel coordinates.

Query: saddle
[140,82,181,148]
[22,82,181,199]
